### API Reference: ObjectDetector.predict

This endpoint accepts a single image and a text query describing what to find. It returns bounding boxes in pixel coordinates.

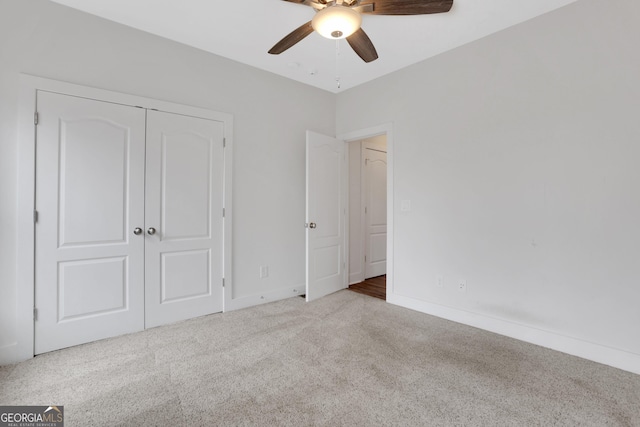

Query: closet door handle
[133,227,143,235]
[147,227,156,235]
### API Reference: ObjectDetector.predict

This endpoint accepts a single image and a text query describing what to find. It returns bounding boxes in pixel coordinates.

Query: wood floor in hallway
[348,275,386,300]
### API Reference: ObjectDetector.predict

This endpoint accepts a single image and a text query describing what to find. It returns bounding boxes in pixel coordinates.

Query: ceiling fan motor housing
[312,5,362,39]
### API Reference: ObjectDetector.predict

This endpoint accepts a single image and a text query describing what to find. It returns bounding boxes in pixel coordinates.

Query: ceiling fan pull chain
[335,40,341,89]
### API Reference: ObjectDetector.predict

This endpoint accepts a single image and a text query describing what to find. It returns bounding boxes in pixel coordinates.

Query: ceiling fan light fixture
[312,5,362,40]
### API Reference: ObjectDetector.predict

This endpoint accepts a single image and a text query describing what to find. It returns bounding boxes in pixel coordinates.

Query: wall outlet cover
[260,266,269,279]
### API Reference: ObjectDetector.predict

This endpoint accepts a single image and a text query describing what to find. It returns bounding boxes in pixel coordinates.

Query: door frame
[339,123,394,300]
[15,74,233,363]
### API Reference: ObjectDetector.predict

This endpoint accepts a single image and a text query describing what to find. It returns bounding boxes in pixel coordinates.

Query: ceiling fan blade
[359,0,453,15]
[268,21,315,55]
[352,4,375,14]
[346,28,378,63]
[281,0,326,10]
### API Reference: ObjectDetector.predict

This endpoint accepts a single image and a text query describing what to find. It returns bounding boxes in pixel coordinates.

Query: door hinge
[223,138,226,148]
[365,255,367,262]
[34,112,39,126]
[365,158,368,166]
[222,208,225,218]
[33,209,38,223]
[33,308,38,321]
[222,278,225,287]
[365,206,367,214]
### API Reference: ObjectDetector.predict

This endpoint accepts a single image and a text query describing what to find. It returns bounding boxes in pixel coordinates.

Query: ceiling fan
[268,0,454,63]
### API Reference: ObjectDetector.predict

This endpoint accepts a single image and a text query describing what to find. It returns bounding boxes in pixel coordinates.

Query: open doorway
[347,134,387,300]
[305,125,392,304]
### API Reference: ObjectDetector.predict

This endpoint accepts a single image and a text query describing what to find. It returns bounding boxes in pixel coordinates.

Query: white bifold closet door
[35,91,224,354]
[144,110,224,328]
[34,91,146,354]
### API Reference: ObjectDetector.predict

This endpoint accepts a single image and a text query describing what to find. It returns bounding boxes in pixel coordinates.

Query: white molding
[11,75,38,364]
[349,276,364,286]
[387,293,640,375]
[221,105,234,314]
[225,286,306,312]
[346,140,364,286]
[338,123,394,298]
[20,75,231,122]
[12,74,233,364]
[342,138,349,290]
[359,141,367,282]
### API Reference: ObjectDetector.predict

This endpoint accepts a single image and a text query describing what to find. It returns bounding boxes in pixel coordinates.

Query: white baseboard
[225,285,306,312]
[349,273,364,285]
[387,293,640,376]
[0,342,18,366]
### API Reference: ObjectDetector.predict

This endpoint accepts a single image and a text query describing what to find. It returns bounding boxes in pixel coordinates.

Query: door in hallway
[364,145,387,279]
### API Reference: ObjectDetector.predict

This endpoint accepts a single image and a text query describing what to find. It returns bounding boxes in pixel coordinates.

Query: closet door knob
[147,227,156,235]
[309,222,317,229]
[133,227,143,235]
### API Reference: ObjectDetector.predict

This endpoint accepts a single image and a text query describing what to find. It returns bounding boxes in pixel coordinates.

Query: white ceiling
[50,0,579,93]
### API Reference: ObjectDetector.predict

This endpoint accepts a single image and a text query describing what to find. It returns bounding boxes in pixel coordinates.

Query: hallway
[348,275,386,300]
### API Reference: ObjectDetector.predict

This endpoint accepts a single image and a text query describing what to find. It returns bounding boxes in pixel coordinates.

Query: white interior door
[306,131,347,302]
[35,91,146,354]
[144,110,225,328]
[364,146,387,278]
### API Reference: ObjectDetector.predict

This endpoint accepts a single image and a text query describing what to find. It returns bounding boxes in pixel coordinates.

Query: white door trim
[338,123,394,299]
[347,140,365,285]
[14,74,233,363]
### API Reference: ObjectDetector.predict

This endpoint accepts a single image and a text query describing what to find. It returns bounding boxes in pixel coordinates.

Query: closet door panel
[160,130,211,240]
[35,91,146,354]
[145,110,224,328]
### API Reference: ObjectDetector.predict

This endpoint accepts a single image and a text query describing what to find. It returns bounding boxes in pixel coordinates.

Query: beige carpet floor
[1,290,639,426]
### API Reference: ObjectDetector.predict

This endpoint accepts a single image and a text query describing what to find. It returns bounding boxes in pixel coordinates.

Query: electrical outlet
[260,266,269,279]
[437,275,444,288]
[458,280,467,292]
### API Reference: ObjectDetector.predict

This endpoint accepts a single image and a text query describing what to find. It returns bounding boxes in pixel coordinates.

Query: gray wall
[337,0,640,368]
[0,0,334,361]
